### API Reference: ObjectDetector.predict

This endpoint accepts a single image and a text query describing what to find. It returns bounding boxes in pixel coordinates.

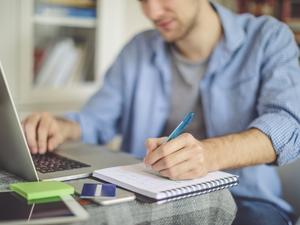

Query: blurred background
[0,0,151,117]
[0,0,299,218]
[0,0,299,117]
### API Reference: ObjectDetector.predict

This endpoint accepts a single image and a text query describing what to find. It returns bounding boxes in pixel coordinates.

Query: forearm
[144,128,277,180]
[202,128,277,172]
[56,117,81,141]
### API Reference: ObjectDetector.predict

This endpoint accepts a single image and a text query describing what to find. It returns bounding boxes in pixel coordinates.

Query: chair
[277,158,300,223]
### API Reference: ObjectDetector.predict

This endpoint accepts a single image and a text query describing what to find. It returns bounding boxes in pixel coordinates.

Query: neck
[174,2,223,62]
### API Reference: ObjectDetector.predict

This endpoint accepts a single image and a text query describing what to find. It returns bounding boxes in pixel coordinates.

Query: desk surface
[0,150,237,225]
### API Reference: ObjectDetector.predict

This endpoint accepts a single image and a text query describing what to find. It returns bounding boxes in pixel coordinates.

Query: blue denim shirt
[66,3,300,213]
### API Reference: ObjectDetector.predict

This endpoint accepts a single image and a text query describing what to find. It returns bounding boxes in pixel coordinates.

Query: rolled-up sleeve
[248,23,300,166]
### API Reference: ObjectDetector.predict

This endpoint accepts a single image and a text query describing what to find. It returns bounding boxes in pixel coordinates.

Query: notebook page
[93,163,237,199]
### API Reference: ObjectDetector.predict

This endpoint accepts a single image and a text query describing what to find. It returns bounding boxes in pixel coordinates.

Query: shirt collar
[150,2,246,93]
[212,2,246,53]
[151,2,246,56]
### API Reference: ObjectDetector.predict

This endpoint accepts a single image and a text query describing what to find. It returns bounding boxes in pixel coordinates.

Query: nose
[143,0,164,21]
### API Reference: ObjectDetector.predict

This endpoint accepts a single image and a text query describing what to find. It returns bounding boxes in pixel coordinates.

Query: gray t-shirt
[162,45,207,140]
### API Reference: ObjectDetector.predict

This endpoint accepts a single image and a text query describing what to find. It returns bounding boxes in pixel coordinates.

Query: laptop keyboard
[32,153,91,173]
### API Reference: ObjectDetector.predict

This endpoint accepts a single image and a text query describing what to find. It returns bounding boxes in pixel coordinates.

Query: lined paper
[93,163,238,200]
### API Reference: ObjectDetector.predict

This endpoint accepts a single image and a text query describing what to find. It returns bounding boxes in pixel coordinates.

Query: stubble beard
[163,4,200,43]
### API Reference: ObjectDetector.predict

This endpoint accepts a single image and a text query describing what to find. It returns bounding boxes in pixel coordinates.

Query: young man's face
[139,0,201,42]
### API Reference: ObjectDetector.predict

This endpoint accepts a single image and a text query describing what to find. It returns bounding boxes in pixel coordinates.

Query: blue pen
[144,112,195,167]
[166,112,195,142]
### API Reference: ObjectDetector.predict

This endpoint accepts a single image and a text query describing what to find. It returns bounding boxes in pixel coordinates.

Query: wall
[0,0,19,100]
[124,0,152,42]
[99,0,151,76]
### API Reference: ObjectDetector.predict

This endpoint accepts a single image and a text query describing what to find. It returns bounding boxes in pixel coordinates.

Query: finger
[145,137,166,153]
[151,147,192,171]
[144,137,167,165]
[37,116,51,154]
[145,133,192,166]
[23,114,41,154]
[47,121,63,151]
[159,160,192,180]
[47,134,62,152]
[47,123,56,152]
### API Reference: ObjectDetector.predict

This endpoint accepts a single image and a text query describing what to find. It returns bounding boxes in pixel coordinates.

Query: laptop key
[32,153,90,173]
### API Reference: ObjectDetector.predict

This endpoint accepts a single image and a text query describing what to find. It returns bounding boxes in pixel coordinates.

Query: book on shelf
[66,43,88,85]
[80,31,95,82]
[217,0,238,11]
[35,0,96,19]
[237,0,277,16]
[295,32,300,45]
[35,38,88,87]
[281,0,300,20]
[50,43,81,87]
[35,5,96,18]
[280,0,300,35]
[236,0,300,22]
[37,0,96,8]
[232,0,300,45]
[34,47,47,76]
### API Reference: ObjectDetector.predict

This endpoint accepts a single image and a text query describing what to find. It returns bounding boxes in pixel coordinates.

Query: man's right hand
[21,112,81,154]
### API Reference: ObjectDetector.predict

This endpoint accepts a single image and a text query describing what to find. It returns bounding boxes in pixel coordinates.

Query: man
[22,0,300,224]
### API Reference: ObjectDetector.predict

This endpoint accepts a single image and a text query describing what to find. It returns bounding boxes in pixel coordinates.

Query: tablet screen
[0,192,74,222]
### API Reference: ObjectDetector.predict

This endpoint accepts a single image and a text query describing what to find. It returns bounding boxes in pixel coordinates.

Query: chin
[160,32,179,43]
[158,29,185,43]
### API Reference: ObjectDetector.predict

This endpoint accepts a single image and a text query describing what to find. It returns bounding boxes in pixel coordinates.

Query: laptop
[0,63,139,182]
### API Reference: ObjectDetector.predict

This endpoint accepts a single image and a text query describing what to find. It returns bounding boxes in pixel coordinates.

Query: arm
[23,54,125,154]
[201,128,276,171]
[144,23,300,180]
[143,129,275,180]
[23,34,145,154]
[64,56,125,145]
[64,35,141,145]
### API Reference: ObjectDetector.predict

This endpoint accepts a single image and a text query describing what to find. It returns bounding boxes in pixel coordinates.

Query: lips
[156,19,174,30]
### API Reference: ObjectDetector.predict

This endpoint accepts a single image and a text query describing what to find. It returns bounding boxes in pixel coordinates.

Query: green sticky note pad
[10,181,74,201]
[27,196,62,205]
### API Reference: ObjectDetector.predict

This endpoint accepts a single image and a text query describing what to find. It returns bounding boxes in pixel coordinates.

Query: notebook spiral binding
[161,175,239,199]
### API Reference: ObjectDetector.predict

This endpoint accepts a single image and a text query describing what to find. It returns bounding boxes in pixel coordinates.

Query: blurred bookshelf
[16,0,299,114]
[217,0,300,45]
[33,15,96,28]
[18,0,128,114]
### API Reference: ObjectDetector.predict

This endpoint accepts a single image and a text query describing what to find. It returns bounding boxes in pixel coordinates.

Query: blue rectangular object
[81,183,99,197]
[80,183,116,198]
[101,184,116,197]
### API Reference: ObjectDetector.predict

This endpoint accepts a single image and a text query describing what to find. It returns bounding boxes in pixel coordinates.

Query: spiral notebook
[93,163,238,203]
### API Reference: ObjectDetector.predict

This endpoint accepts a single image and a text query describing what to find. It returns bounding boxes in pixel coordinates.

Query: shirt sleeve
[248,22,300,166]
[65,56,124,145]
[64,44,129,145]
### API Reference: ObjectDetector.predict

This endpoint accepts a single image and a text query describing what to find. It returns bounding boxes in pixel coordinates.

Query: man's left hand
[144,133,209,180]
